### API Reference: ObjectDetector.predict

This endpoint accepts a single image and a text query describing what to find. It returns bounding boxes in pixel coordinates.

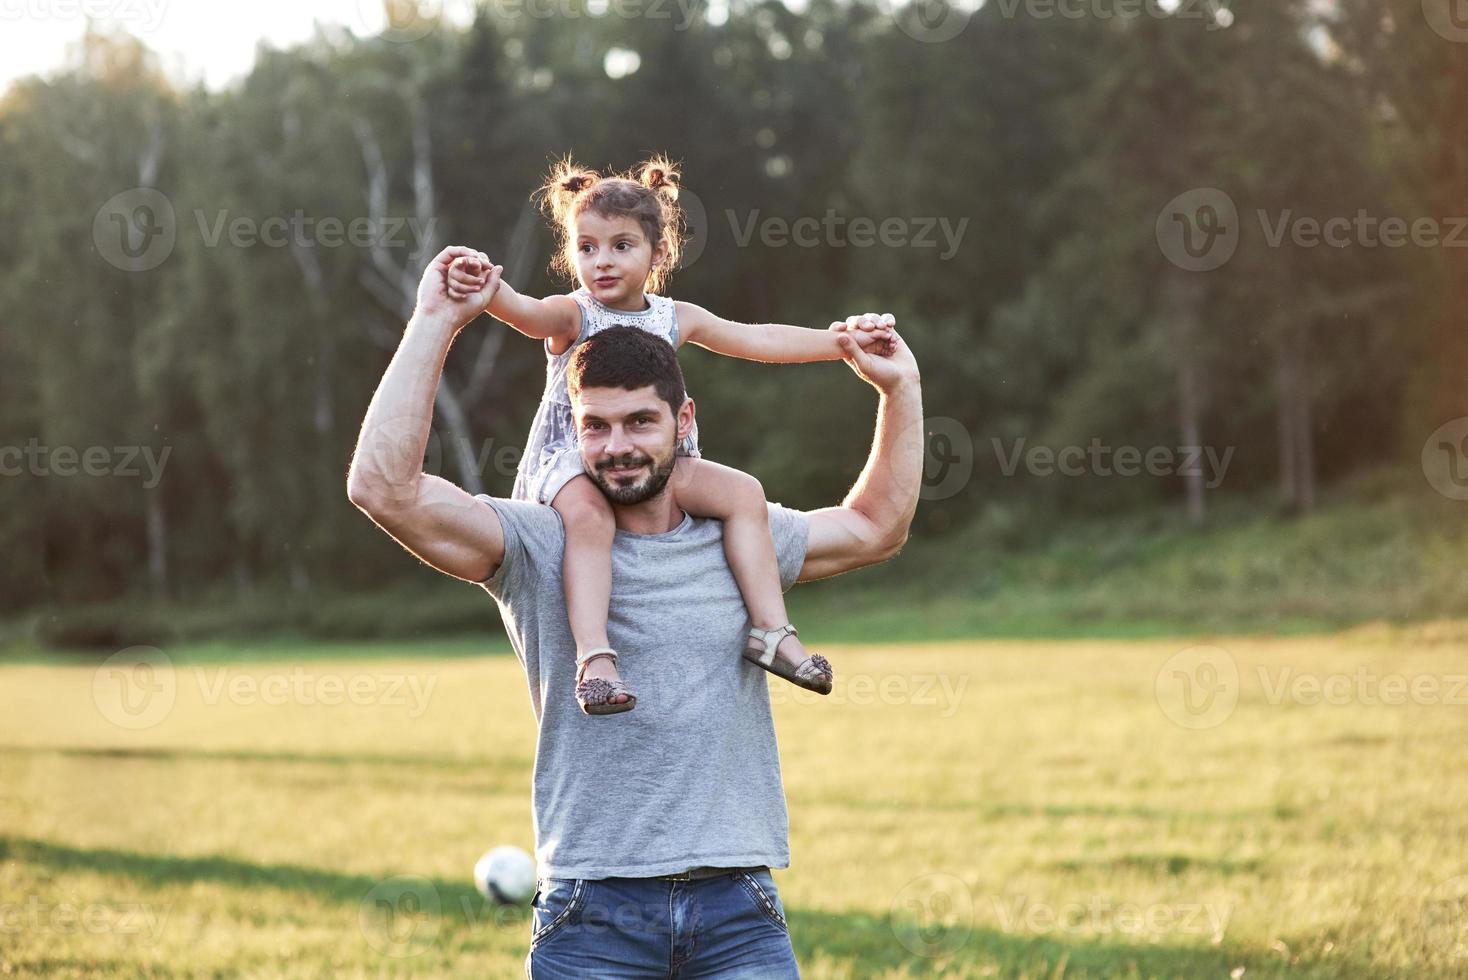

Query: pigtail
[534,155,601,227]
[636,156,685,289]
[638,156,681,202]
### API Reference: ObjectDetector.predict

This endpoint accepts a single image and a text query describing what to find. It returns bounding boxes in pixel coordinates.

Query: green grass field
[4,627,1468,978]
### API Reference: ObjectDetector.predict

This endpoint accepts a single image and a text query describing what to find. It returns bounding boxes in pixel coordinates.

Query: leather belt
[652,865,767,881]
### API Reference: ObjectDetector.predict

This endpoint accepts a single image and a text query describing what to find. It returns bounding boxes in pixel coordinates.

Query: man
[347,245,923,977]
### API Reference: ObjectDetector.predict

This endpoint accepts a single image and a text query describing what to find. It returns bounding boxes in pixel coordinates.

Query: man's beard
[586,435,678,506]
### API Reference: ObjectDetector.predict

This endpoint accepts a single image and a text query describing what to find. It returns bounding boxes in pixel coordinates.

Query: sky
[1,0,1243,99]
[0,0,775,96]
[0,0,485,96]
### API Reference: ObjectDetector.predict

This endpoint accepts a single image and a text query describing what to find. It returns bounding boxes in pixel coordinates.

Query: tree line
[0,0,1460,609]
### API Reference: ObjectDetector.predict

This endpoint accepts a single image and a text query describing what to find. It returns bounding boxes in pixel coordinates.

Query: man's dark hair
[566,325,687,417]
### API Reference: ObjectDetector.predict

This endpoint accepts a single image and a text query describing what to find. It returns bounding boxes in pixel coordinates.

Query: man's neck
[610,490,685,536]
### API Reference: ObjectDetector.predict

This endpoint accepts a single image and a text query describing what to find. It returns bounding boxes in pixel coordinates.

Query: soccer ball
[473,845,537,905]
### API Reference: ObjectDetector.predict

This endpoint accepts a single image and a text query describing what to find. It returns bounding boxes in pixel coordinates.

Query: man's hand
[797,315,922,582]
[415,245,503,330]
[446,254,498,301]
[831,312,898,357]
[831,315,919,393]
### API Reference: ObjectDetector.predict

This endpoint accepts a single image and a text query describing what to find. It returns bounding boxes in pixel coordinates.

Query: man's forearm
[843,378,924,550]
[346,311,460,508]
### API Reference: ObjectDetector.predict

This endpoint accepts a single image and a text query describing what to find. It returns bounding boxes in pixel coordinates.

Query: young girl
[445,155,896,716]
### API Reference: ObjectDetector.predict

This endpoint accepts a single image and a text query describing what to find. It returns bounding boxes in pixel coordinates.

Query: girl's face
[571,211,667,311]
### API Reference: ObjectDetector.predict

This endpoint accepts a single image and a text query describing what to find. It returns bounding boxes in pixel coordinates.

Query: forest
[1,0,1463,627]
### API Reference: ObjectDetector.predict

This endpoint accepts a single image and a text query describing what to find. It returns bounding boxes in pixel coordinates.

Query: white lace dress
[511,287,702,506]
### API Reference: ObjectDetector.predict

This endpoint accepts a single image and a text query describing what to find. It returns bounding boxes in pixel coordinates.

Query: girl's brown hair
[534,154,687,295]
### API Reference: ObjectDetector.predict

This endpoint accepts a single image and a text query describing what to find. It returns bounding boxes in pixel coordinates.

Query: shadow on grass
[0,743,531,774]
[815,799,1292,826]
[987,802,1293,825]
[0,635,515,664]
[0,834,517,936]
[0,958,182,979]
[1045,853,1267,878]
[0,835,431,906]
[2,835,1403,979]
[784,907,1396,980]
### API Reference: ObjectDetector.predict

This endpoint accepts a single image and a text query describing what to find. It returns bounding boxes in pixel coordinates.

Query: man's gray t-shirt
[474,494,810,880]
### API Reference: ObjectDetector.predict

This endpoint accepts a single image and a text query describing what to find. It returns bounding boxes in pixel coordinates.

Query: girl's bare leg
[669,457,816,673]
[550,474,629,701]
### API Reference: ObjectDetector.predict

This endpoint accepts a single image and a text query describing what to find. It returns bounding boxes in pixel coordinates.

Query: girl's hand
[851,328,897,357]
[446,255,500,301]
[830,312,898,357]
[414,246,502,330]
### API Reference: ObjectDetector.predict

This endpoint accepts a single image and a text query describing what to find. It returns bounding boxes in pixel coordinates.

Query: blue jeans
[525,869,800,978]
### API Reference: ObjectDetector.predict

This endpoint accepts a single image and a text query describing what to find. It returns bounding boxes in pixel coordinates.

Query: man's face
[573,384,690,505]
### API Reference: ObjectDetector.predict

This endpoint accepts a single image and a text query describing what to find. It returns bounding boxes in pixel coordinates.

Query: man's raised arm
[346,245,508,585]
[797,322,924,582]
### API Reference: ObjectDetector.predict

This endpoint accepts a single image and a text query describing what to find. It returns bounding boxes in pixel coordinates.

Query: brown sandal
[575,647,637,715]
[743,624,833,695]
